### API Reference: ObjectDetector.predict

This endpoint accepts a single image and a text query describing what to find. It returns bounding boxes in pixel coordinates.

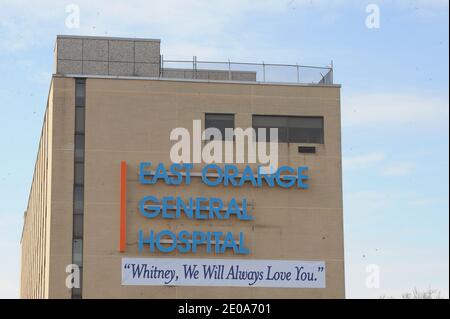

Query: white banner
[122,257,325,288]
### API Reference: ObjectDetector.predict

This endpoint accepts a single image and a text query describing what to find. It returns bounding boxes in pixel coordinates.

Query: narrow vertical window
[72,78,85,299]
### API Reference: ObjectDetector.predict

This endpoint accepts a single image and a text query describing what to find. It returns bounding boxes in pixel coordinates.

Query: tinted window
[74,162,84,185]
[74,135,85,162]
[253,115,324,144]
[205,113,235,141]
[73,214,83,238]
[74,185,84,215]
[73,239,83,266]
[75,79,85,107]
[75,107,85,134]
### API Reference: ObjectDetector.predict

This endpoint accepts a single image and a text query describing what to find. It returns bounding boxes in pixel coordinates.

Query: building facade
[20,35,344,299]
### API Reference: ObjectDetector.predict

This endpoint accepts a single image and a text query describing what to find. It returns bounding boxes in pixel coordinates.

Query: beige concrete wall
[21,77,77,299]
[20,105,50,299]
[22,75,343,298]
[46,77,76,298]
[79,78,344,298]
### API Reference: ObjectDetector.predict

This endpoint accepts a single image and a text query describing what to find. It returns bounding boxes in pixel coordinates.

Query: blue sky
[0,0,448,298]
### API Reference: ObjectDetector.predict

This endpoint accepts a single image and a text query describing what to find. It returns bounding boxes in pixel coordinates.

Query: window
[75,107,85,134]
[73,239,83,266]
[74,135,85,162]
[74,162,84,185]
[298,146,316,154]
[73,78,86,299]
[72,283,82,299]
[205,113,234,141]
[75,79,86,107]
[73,215,84,238]
[74,185,84,215]
[253,115,324,144]
[71,267,83,298]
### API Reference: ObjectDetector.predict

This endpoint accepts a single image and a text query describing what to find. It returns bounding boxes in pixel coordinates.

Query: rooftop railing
[160,56,334,85]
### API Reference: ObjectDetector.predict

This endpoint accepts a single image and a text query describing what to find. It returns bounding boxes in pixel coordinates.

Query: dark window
[205,113,234,141]
[72,283,82,299]
[73,214,84,238]
[75,107,85,134]
[71,268,83,299]
[74,135,85,162]
[253,115,324,144]
[253,116,287,142]
[74,162,84,185]
[73,78,86,299]
[73,239,83,266]
[298,146,317,154]
[74,186,84,215]
[75,79,86,107]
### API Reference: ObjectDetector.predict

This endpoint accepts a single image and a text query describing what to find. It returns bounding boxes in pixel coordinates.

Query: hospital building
[20,35,344,298]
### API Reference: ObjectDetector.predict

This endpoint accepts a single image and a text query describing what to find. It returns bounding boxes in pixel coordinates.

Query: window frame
[204,113,235,141]
[252,114,324,144]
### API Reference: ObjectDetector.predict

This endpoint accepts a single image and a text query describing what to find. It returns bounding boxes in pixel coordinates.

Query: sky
[0,0,448,298]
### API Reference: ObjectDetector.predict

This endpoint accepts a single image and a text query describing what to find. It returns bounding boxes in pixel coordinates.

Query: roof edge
[56,34,161,42]
[52,73,342,88]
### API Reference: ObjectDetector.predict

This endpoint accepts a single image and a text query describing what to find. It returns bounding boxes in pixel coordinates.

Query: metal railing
[160,56,334,85]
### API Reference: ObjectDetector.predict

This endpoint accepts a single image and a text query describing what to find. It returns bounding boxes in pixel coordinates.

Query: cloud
[344,190,393,215]
[343,93,449,127]
[0,17,38,52]
[344,151,418,178]
[1,0,448,54]
[407,197,449,207]
[0,0,288,53]
[0,0,287,40]
[408,199,435,206]
[346,190,391,205]
[345,247,449,299]
[380,162,415,177]
[0,215,21,298]
[343,151,386,171]
[0,248,20,298]
[162,43,221,60]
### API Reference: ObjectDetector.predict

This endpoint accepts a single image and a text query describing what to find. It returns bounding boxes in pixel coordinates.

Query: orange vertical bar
[119,161,127,252]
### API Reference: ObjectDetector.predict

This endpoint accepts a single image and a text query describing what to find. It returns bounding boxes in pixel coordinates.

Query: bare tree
[379,288,443,299]
[401,288,442,299]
